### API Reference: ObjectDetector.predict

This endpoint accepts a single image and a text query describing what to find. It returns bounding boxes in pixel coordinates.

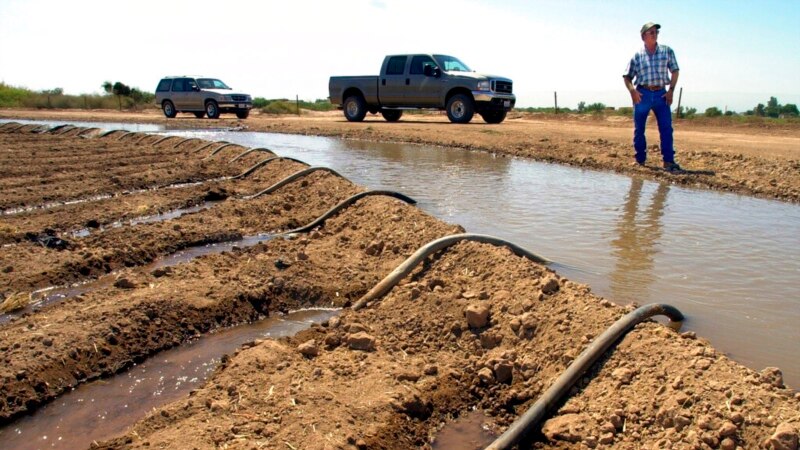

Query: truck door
[407,55,441,106]
[379,55,408,106]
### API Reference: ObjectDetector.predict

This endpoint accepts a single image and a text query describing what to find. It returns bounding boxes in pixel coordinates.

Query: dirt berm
[0,122,797,449]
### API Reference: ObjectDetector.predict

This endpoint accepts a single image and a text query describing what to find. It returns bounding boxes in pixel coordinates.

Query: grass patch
[0,292,29,313]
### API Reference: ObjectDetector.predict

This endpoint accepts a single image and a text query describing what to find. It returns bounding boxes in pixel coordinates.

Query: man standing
[623,22,682,172]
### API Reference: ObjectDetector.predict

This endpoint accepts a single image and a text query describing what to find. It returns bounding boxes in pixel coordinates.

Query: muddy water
[170,131,800,387]
[0,309,339,450]
[70,201,221,238]
[3,121,798,386]
[0,234,274,324]
[432,410,498,449]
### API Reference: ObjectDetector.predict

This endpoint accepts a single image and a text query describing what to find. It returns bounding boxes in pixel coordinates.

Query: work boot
[663,161,683,172]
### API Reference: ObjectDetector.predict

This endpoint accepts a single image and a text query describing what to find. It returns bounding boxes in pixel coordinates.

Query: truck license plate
[238,104,245,108]
[503,100,510,107]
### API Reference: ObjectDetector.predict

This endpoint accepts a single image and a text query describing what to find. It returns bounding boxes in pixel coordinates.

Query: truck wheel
[446,94,474,123]
[381,109,403,122]
[193,112,205,118]
[480,110,507,124]
[236,110,250,119]
[343,95,367,122]
[205,101,220,119]
[162,101,177,118]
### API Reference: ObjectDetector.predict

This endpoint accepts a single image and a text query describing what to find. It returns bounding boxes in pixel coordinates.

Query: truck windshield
[197,78,231,90]
[433,55,471,72]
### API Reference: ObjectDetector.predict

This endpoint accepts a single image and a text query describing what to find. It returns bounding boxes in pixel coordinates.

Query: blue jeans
[633,87,674,164]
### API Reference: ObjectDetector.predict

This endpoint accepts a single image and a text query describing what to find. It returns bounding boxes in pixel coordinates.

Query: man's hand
[663,90,674,105]
[630,89,642,104]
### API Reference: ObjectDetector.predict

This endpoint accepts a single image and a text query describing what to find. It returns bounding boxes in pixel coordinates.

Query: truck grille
[231,95,248,102]
[493,81,513,94]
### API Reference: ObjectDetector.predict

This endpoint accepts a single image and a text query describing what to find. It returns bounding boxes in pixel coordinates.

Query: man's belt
[638,85,665,91]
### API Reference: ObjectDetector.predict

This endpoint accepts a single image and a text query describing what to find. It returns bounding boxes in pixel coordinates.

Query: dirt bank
[3,108,800,204]
[0,121,798,449]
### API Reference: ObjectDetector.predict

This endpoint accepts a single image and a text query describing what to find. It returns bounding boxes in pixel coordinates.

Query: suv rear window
[156,79,173,92]
[171,78,197,92]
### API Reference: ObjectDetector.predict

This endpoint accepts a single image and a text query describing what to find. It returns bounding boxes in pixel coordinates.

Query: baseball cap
[640,22,661,34]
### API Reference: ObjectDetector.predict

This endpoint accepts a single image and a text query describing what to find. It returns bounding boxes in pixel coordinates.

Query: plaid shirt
[624,44,679,87]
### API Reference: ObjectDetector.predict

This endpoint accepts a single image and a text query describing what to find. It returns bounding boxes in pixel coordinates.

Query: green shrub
[0,82,30,107]
[705,107,723,117]
[261,100,297,114]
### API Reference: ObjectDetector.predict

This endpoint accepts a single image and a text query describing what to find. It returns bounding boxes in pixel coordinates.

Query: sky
[1,0,798,112]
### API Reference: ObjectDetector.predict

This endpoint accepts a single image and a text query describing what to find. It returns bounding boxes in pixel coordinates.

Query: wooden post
[554,91,558,114]
[296,95,300,115]
[676,87,683,118]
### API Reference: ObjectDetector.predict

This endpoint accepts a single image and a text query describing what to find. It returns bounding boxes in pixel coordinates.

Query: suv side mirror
[192,85,200,91]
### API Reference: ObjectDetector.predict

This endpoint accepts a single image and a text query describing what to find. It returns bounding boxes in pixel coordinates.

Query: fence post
[554,91,558,114]
[676,87,683,118]
[296,95,300,115]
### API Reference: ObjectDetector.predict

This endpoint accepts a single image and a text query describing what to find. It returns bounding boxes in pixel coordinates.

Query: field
[0,111,798,449]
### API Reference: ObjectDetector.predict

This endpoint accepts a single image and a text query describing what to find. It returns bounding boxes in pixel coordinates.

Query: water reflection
[610,179,669,303]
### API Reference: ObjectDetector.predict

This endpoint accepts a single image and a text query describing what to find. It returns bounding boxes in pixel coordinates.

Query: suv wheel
[193,112,205,118]
[446,94,474,124]
[162,101,177,118]
[205,101,220,119]
[235,110,250,119]
[343,95,367,122]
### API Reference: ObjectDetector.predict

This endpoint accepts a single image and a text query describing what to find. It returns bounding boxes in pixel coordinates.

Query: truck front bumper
[472,91,516,111]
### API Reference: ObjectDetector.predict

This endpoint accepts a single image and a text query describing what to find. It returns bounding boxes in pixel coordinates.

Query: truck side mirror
[423,65,441,77]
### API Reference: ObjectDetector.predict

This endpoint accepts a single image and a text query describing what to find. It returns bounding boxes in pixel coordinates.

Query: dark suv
[155,76,253,119]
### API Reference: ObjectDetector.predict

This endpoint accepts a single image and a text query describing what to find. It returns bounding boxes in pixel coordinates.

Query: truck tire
[446,94,474,124]
[343,95,367,122]
[162,101,177,118]
[205,100,220,119]
[236,110,250,119]
[480,110,507,124]
[381,109,403,122]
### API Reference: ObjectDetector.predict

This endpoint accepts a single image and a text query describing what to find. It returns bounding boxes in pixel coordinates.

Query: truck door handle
[382,79,386,86]
[405,78,410,85]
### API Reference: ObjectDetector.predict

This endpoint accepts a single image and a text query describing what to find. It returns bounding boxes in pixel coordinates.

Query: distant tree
[684,107,697,118]
[764,96,781,118]
[102,81,131,110]
[780,103,799,117]
[705,107,723,117]
[754,103,766,117]
[577,101,586,113]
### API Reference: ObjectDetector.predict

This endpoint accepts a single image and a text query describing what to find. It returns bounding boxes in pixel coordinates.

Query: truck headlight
[476,80,491,91]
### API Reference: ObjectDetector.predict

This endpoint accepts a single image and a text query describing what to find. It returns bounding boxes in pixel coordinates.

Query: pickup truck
[328,54,515,124]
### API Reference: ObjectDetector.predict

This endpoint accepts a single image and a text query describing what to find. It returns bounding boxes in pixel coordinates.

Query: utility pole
[676,87,683,118]
[554,91,558,114]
